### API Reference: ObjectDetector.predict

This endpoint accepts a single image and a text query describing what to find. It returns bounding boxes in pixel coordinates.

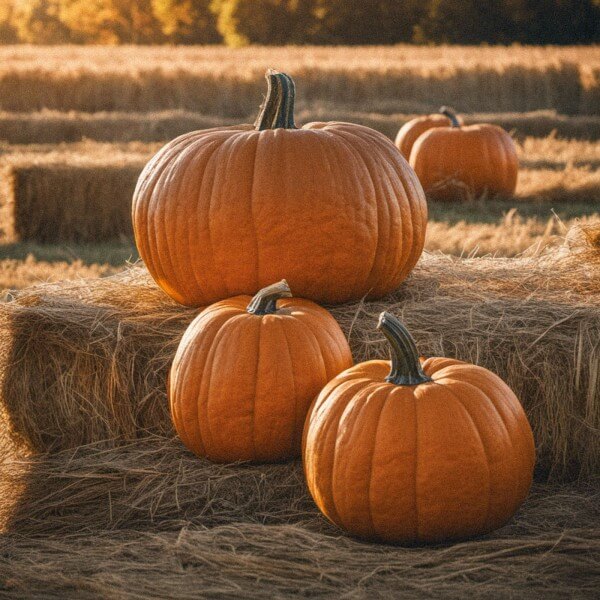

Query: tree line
[1,1,598,45]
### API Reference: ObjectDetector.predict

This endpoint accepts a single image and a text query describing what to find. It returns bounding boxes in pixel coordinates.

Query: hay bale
[0,437,598,598]
[0,245,598,481]
[0,163,142,242]
[0,268,197,452]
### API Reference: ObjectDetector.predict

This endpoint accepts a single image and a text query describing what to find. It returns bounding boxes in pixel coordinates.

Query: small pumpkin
[169,280,353,463]
[409,112,518,201]
[303,312,535,544]
[133,70,427,307]
[395,107,464,159]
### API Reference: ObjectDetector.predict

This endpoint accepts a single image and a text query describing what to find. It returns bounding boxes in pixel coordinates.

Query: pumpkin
[395,106,464,159]
[169,279,353,463]
[409,114,518,201]
[303,312,535,544]
[133,70,427,307]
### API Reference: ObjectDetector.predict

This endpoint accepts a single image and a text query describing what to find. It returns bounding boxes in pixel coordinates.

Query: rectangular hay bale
[0,242,598,482]
[0,163,143,243]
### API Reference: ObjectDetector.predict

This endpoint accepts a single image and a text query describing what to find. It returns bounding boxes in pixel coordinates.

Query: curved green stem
[255,70,297,131]
[377,312,432,386]
[439,106,461,128]
[247,280,292,315]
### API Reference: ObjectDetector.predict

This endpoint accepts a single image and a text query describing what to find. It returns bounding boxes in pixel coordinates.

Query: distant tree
[312,0,425,45]
[415,0,513,44]
[505,0,600,44]
[58,0,160,44]
[10,0,71,43]
[151,0,220,43]
[416,0,600,45]
[0,1,18,43]
[211,0,312,46]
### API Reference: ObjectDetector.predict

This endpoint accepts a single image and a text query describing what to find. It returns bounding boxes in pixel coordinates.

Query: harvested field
[0,45,598,114]
[1,227,598,481]
[0,437,598,599]
[1,109,600,145]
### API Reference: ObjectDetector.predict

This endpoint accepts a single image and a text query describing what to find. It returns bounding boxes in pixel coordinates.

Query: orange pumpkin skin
[395,107,464,159]
[170,280,353,463]
[410,123,519,201]
[133,71,427,307]
[303,313,535,544]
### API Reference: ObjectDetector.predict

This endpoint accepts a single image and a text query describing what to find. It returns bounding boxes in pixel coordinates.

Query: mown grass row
[0,109,599,145]
[0,45,598,115]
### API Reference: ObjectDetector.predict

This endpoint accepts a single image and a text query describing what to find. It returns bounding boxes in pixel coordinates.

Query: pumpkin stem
[377,312,432,386]
[439,106,461,128]
[255,70,297,131]
[247,280,293,315]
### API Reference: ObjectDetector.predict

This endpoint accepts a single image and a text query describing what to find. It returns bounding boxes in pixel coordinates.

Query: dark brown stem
[377,312,432,386]
[439,106,461,128]
[255,70,297,131]
[247,280,292,315]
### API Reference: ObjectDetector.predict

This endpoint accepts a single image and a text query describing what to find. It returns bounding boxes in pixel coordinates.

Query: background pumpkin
[409,117,519,201]
[395,107,464,159]
[169,280,353,463]
[132,70,427,307]
[303,312,535,544]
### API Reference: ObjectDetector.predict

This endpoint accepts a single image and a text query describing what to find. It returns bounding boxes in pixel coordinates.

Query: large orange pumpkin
[409,116,518,201]
[303,312,535,544]
[395,107,464,159]
[133,70,427,307]
[169,280,353,463]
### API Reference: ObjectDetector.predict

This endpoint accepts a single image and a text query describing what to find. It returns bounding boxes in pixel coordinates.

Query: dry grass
[425,213,598,257]
[1,225,598,481]
[0,437,598,598]
[0,241,137,291]
[0,45,597,114]
[0,136,597,244]
[0,256,118,291]
[1,109,599,145]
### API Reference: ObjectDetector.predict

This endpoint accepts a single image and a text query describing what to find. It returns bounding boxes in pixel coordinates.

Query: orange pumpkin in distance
[133,70,427,307]
[169,280,353,463]
[303,312,535,544]
[409,115,518,201]
[395,106,464,159]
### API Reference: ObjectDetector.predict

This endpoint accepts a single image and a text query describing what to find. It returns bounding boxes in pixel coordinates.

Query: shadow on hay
[0,436,319,537]
[0,436,598,599]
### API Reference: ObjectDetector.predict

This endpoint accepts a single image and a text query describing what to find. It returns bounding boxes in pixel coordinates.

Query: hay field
[0,45,598,599]
[0,45,598,114]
